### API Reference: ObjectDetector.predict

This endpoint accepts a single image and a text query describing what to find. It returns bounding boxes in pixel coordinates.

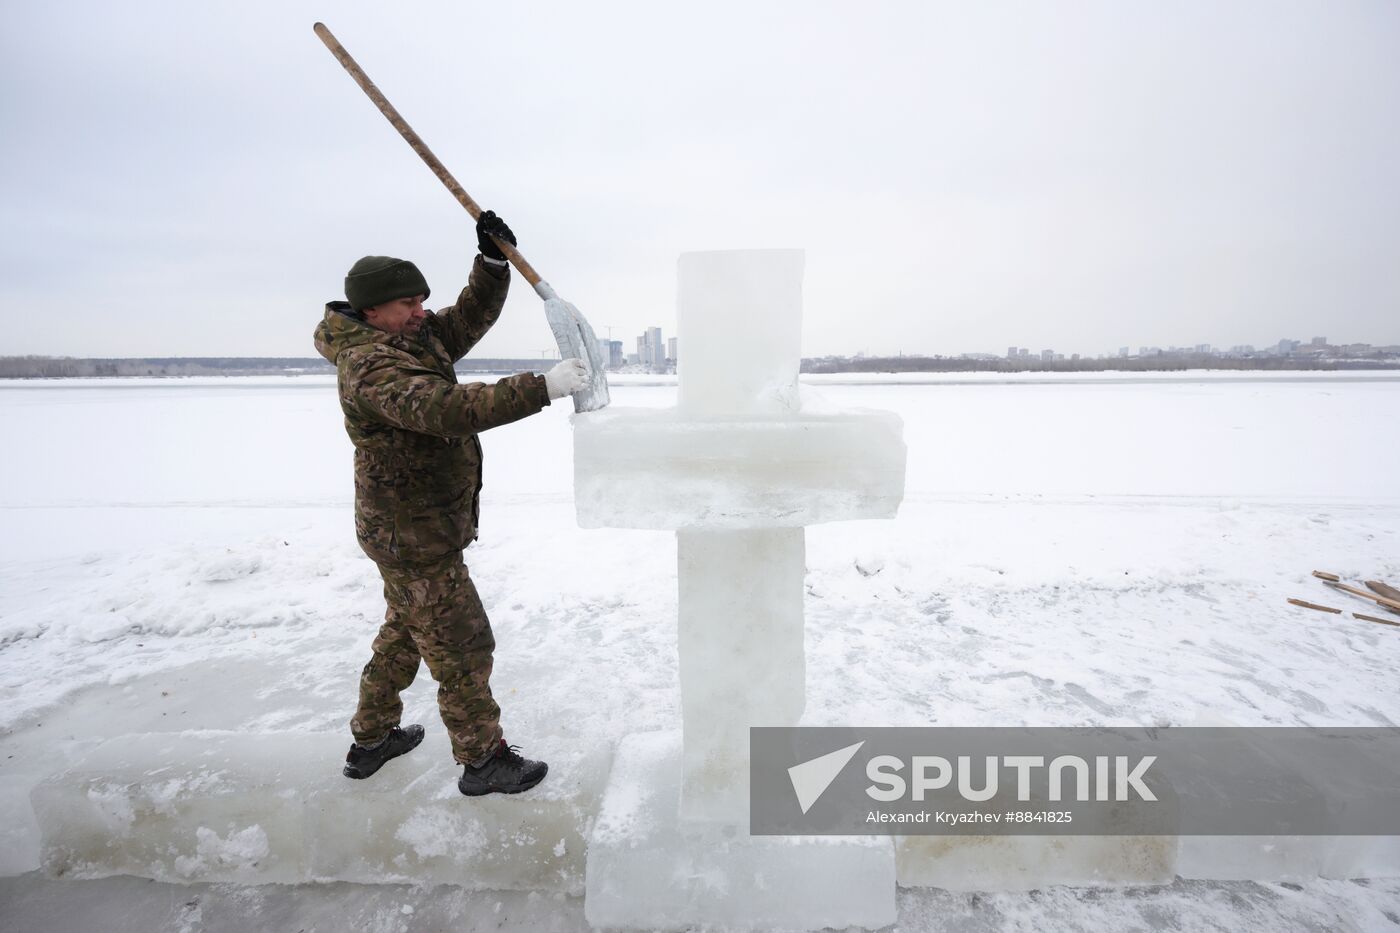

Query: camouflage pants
[351,552,502,765]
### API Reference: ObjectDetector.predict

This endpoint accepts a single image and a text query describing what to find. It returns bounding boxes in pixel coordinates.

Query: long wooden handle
[1366,580,1400,603]
[313,22,543,287]
[1288,598,1341,613]
[1325,581,1400,614]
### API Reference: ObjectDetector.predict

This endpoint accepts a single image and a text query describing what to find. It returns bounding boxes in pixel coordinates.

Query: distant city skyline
[8,329,1398,368]
[826,333,1400,362]
[593,327,1396,370]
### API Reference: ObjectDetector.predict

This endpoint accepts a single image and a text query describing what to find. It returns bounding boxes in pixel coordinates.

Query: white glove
[544,358,589,400]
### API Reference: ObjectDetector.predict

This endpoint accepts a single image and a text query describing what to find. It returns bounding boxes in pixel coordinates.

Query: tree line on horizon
[0,356,551,378]
[801,354,1400,374]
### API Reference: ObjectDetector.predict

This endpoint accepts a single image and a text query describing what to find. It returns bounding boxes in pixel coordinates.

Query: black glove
[476,209,517,262]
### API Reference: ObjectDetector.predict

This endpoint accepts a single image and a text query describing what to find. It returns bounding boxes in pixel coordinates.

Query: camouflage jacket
[313,257,550,567]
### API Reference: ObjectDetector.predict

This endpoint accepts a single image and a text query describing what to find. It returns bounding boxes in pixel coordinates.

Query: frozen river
[1,371,1398,930]
[6,370,1399,506]
[1,370,1396,558]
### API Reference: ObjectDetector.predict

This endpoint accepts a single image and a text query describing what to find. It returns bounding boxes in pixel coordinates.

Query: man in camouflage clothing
[313,211,588,796]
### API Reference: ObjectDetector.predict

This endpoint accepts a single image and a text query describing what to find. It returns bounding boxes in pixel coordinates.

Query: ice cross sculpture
[574,249,907,823]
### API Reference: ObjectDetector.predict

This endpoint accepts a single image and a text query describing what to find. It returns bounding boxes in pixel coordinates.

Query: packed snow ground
[1,371,1398,930]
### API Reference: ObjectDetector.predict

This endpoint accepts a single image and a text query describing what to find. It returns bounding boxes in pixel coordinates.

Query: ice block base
[585,730,896,931]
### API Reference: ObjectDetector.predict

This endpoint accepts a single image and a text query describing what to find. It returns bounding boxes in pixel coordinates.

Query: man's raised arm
[433,210,517,362]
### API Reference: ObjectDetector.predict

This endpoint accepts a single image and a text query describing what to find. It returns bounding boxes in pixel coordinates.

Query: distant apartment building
[646,327,664,371]
[667,336,677,363]
[1007,346,1018,359]
[1311,336,1327,347]
[633,326,669,371]
[602,340,623,369]
[1119,346,1130,357]
[1040,349,1054,361]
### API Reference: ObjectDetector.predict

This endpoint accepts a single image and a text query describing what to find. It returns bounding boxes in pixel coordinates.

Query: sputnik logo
[787,741,865,814]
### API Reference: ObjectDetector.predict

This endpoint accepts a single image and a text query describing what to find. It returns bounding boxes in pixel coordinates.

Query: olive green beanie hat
[344,256,431,312]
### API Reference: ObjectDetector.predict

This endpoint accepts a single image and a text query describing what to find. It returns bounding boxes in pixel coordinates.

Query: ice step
[31,730,609,892]
[897,834,1177,890]
[1176,835,1400,883]
[585,730,897,931]
[0,773,45,877]
[894,830,1398,889]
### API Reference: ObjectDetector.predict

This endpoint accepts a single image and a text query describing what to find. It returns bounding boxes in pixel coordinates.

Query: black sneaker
[458,739,548,796]
[343,724,425,779]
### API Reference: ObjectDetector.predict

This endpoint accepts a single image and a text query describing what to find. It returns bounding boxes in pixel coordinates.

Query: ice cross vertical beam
[676,523,806,821]
[675,250,806,418]
[573,249,907,824]
[673,250,806,821]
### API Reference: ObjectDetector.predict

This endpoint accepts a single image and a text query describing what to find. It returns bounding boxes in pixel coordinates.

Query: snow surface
[2,371,1399,928]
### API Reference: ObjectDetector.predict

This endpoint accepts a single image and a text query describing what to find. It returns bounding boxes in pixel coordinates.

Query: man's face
[363,295,426,337]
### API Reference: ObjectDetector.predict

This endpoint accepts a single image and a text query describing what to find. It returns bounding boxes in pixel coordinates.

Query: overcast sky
[2,1,1397,360]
